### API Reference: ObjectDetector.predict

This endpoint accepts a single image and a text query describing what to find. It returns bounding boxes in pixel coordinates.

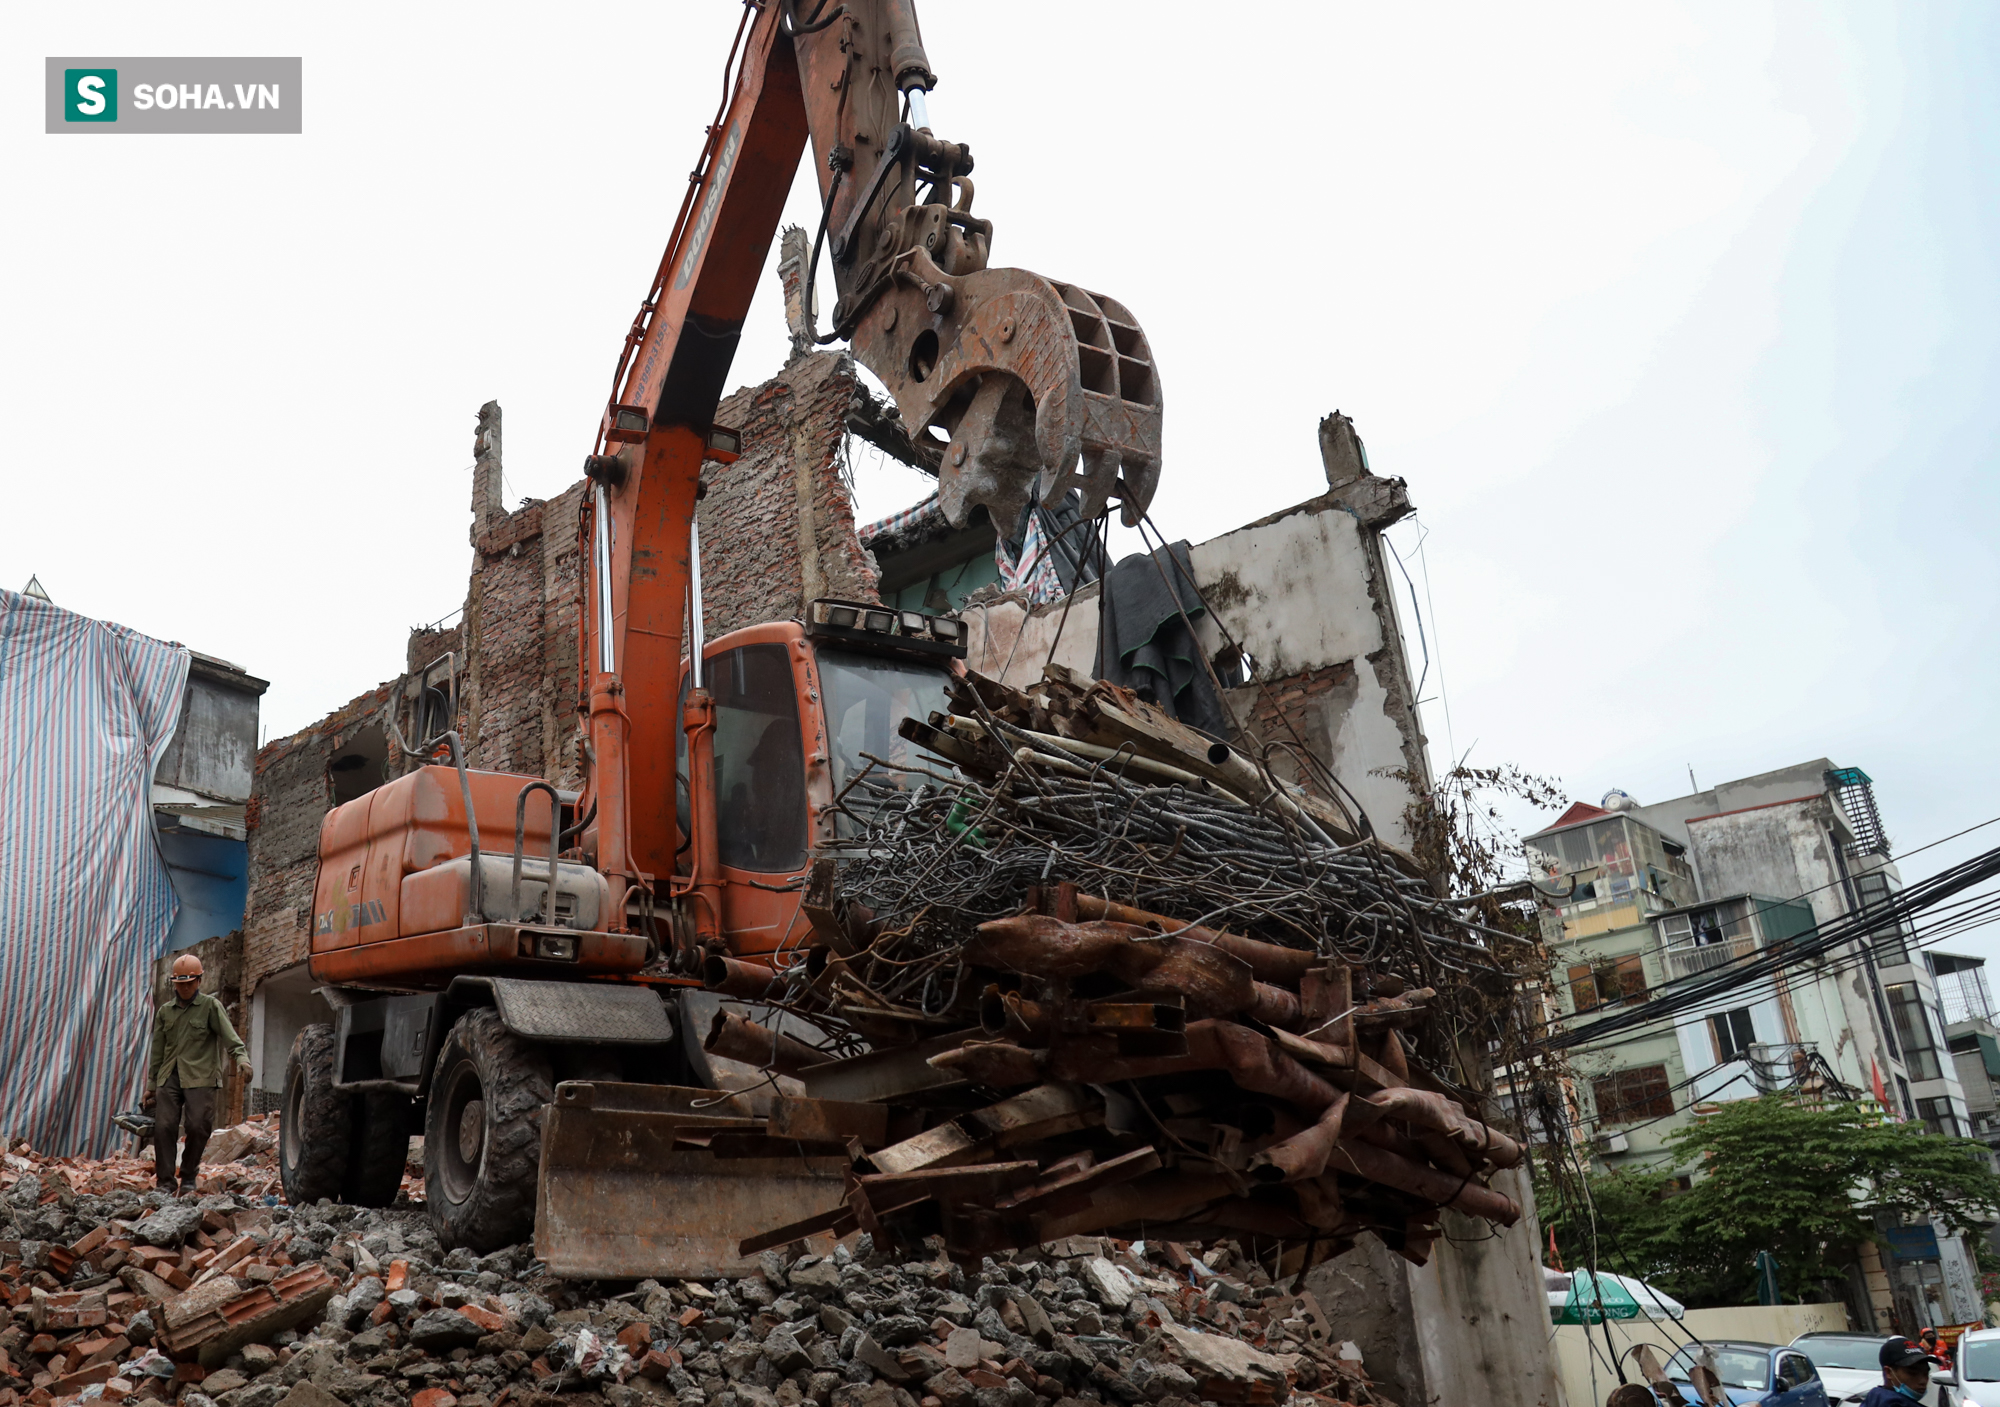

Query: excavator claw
[850,270,1163,529]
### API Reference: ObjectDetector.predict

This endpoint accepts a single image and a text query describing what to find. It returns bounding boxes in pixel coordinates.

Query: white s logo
[77,75,105,115]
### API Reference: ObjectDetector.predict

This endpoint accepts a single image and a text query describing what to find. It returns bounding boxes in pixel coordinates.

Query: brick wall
[1235,659,1362,798]
[242,682,407,998]
[699,351,880,635]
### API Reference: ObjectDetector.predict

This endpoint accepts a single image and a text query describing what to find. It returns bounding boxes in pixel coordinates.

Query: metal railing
[1662,928,1759,979]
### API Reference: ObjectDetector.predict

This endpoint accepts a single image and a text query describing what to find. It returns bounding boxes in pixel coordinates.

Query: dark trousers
[154,1075,216,1188]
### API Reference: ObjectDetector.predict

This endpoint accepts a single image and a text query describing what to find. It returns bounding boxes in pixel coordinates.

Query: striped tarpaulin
[0,588,190,1157]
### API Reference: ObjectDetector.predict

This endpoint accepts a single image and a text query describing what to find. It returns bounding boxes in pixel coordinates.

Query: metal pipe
[684,688,723,941]
[1249,1092,1350,1184]
[970,914,1304,1028]
[949,717,1234,794]
[593,483,616,675]
[1071,894,1317,985]
[1358,1086,1523,1170]
[704,1009,823,1076]
[979,989,1048,1039]
[1048,1019,1340,1116]
[509,781,562,925]
[1327,1137,1521,1225]
[703,952,782,999]
[690,514,705,690]
[442,732,483,926]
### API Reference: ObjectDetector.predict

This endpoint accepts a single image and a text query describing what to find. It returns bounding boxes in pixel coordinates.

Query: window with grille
[1855,871,1911,965]
[1710,1007,1756,1063]
[1567,954,1647,1012]
[1886,983,1944,1082]
[1915,1096,1964,1138]
[1591,1064,1675,1124]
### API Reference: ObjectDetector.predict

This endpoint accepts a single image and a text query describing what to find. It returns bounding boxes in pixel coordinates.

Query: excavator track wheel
[424,1007,553,1253]
[279,1023,351,1206]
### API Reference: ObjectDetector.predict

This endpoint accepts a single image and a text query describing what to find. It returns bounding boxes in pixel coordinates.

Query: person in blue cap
[1861,1336,1934,1405]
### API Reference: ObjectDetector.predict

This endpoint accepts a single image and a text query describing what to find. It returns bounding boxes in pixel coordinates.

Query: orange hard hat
[170,953,204,981]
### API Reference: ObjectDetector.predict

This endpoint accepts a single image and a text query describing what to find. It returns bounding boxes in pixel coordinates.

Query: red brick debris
[0,1125,1395,1407]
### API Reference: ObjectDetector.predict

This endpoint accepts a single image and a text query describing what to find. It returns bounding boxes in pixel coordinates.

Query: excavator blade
[533,1081,853,1279]
[850,270,1164,530]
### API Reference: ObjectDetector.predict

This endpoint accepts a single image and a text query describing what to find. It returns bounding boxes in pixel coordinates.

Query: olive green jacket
[148,991,249,1090]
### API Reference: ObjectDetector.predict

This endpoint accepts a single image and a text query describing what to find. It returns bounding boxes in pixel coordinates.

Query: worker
[1859,1336,1934,1405]
[143,953,251,1196]
[1919,1326,1954,1371]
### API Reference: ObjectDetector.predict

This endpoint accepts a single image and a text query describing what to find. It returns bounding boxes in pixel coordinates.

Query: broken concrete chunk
[273,1383,344,1407]
[1081,1259,1134,1310]
[164,1277,243,1330]
[944,1328,983,1371]
[853,1335,911,1383]
[789,1257,841,1292]
[1157,1323,1297,1404]
[132,1202,203,1246]
[764,1325,811,1375]
[407,1308,485,1352]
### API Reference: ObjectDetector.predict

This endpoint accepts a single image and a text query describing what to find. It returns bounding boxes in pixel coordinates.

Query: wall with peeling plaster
[959,413,1431,849]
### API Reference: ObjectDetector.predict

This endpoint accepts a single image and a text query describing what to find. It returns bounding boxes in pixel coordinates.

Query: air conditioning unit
[1594,1132,1631,1155]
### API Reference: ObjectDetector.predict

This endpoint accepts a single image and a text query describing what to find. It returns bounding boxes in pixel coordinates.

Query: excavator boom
[581,0,1163,924]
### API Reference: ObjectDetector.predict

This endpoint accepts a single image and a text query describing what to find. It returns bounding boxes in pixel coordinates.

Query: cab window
[816,648,954,836]
[700,644,807,872]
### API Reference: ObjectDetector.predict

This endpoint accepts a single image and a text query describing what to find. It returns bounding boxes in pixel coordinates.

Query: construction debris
[0,1131,1395,1407]
[664,667,1528,1271]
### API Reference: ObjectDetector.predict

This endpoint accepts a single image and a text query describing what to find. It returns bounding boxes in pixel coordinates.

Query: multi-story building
[1931,951,2000,1174]
[1527,760,1979,1330]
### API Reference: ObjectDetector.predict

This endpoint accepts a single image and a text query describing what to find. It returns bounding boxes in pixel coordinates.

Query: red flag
[1871,1058,1890,1112]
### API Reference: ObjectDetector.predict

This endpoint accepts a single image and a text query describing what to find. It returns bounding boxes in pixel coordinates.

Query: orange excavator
[280,0,1162,1272]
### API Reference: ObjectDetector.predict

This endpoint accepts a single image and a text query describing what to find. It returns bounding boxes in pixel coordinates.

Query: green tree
[1540,1096,2000,1307]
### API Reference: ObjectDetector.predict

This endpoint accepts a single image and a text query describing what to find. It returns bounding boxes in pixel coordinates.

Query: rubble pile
[0,1134,1395,1407]
[693,669,1525,1267]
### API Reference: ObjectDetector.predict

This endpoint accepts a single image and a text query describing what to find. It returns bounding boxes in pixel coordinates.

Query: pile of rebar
[712,668,1528,1271]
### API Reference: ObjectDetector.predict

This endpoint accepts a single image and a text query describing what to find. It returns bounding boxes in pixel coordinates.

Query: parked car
[1950,1325,2000,1405]
[1661,1341,1831,1405]
[1791,1332,1955,1405]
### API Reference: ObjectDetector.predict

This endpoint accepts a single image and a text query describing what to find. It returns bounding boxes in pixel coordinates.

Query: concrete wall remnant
[957,411,1430,848]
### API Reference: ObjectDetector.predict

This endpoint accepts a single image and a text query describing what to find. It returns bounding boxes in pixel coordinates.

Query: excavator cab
[678,601,962,958]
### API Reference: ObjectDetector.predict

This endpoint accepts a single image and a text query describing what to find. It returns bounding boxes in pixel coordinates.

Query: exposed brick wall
[1237,659,1361,798]
[242,681,409,997]
[466,498,547,778]
[699,351,880,635]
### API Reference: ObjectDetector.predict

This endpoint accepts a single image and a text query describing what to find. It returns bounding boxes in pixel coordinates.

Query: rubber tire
[280,1023,351,1206]
[424,1007,552,1253]
[343,1091,413,1208]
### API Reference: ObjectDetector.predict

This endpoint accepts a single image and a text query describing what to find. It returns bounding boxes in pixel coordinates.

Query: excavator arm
[580,0,1164,927]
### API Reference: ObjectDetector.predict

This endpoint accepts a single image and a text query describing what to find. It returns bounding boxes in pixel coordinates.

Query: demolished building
[231,256,1555,1405]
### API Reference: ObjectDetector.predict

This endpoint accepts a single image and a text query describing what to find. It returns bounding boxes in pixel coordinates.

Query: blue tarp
[0,588,189,1156]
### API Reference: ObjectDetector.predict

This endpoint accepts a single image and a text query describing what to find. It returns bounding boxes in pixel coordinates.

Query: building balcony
[1655,893,1818,982]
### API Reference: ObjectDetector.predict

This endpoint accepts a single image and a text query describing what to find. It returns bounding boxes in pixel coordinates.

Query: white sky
[6,5,1997,957]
